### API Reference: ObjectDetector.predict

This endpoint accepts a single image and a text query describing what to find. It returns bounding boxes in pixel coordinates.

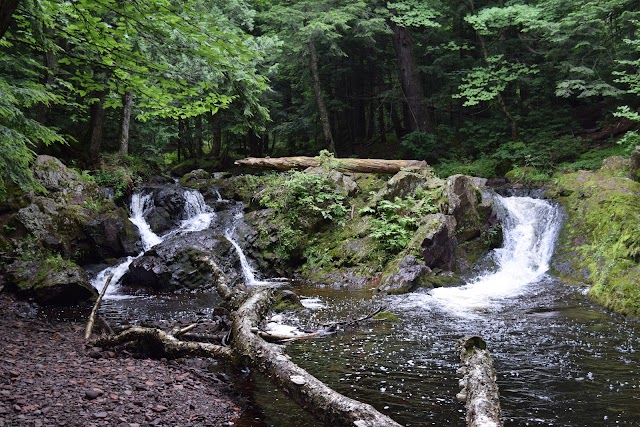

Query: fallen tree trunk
[84,273,114,341]
[92,326,234,361]
[232,288,403,427]
[235,156,428,174]
[457,336,503,427]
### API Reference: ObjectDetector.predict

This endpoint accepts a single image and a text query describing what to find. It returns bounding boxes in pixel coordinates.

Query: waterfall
[129,193,162,251]
[90,188,214,297]
[408,195,563,315]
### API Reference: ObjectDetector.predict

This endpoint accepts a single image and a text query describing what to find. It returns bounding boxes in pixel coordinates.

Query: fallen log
[232,287,402,427]
[92,326,234,361]
[235,156,428,174]
[457,336,503,427]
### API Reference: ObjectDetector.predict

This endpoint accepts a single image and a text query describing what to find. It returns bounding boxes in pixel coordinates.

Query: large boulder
[121,230,241,292]
[375,168,443,201]
[446,175,482,243]
[10,156,141,264]
[5,256,97,305]
[414,213,458,271]
[144,186,188,234]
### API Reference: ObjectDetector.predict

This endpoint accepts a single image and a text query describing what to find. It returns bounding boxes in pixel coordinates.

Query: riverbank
[0,294,241,427]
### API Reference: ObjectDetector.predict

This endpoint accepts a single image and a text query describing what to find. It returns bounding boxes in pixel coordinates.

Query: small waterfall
[129,193,162,251]
[91,188,215,297]
[224,229,288,287]
[414,195,562,315]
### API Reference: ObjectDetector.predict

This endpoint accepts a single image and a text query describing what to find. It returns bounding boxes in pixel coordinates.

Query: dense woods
[1,0,640,195]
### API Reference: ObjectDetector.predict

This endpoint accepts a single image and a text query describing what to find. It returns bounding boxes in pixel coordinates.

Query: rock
[414,214,458,271]
[5,257,97,305]
[375,168,443,201]
[84,209,141,259]
[142,186,188,234]
[305,167,359,196]
[179,169,210,187]
[121,230,241,292]
[85,389,104,400]
[446,175,482,243]
[379,255,431,294]
[32,155,83,194]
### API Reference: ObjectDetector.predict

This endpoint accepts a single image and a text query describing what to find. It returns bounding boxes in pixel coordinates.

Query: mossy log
[235,156,427,174]
[457,336,503,427]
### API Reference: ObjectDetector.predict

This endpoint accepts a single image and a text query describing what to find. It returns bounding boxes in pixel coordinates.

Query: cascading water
[90,188,215,298]
[426,195,563,315]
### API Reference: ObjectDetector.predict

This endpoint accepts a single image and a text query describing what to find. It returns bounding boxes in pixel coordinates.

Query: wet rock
[122,230,241,292]
[379,255,431,294]
[84,209,141,259]
[143,186,188,234]
[415,214,458,271]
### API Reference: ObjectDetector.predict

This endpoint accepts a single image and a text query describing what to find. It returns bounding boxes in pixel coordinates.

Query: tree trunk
[178,118,185,162]
[88,90,108,165]
[390,23,430,133]
[308,40,337,154]
[194,115,203,159]
[457,336,503,427]
[0,0,20,40]
[118,91,134,155]
[235,156,428,174]
[209,112,222,158]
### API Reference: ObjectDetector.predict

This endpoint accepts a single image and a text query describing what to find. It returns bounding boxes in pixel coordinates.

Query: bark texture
[235,156,428,174]
[457,336,503,427]
[118,91,133,155]
[232,288,402,427]
[390,23,430,133]
[309,40,337,154]
[0,0,20,40]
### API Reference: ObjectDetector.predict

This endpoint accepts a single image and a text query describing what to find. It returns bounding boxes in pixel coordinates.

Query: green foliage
[92,154,155,200]
[453,55,538,107]
[360,190,438,253]
[435,157,499,178]
[259,171,347,223]
[257,171,348,260]
[400,131,443,163]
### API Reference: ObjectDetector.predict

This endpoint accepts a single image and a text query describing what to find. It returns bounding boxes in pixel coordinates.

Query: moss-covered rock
[5,254,97,305]
[551,163,640,317]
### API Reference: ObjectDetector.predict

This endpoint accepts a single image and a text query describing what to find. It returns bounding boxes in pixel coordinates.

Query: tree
[0,0,20,39]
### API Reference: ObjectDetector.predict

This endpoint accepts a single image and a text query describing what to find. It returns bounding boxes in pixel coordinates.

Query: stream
[91,186,640,426]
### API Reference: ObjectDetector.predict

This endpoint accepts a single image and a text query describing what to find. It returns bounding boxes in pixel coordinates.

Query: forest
[2,1,640,427]
[1,0,639,190]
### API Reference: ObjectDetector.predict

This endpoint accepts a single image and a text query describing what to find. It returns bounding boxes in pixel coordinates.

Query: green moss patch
[552,166,640,317]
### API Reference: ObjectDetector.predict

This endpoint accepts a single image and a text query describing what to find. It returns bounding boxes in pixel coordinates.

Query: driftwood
[235,156,428,174]
[93,326,234,360]
[232,288,402,427]
[90,259,402,427]
[457,336,503,427]
[84,273,114,341]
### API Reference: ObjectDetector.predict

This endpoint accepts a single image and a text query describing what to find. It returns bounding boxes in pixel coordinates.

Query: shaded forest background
[2,0,640,195]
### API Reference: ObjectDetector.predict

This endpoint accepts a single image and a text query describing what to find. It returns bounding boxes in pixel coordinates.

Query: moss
[553,164,640,317]
[372,311,399,322]
[272,292,304,312]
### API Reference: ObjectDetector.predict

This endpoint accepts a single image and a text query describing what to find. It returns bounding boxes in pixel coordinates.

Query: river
[92,187,640,426]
